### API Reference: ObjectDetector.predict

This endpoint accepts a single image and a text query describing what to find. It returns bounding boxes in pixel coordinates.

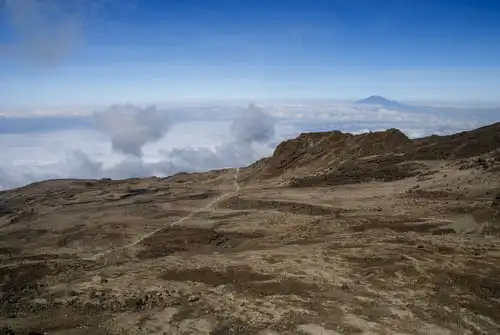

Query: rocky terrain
[1,122,500,334]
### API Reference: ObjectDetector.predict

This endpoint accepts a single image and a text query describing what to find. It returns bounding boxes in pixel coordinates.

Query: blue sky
[1,0,500,108]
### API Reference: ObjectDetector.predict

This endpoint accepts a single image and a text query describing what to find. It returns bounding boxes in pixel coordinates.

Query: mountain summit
[356,95,407,108]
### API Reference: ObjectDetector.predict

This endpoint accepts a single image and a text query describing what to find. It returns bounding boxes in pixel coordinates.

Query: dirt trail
[0,168,241,268]
[88,168,241,260]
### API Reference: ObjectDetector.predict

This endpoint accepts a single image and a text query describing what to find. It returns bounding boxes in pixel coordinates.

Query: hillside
[242,122,500,185]
[1,123,500,334]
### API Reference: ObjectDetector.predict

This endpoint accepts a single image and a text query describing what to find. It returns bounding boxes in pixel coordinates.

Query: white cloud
[2,0,130,66]
[0,104,280,189]
[0,101,490,190]
[93,104,172,157]
[3,0,84,65]
[262,102,486,137]
[230,103,276,144]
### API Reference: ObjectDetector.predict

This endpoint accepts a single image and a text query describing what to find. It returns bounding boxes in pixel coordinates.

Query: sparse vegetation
[1,124,500,334]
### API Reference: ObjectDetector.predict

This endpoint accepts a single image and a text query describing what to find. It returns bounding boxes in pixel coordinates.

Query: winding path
[87,167,241,261]
[0,168,241,268]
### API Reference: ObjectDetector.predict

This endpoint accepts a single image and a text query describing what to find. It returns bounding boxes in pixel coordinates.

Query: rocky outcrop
[260,128,411,178]
[246,122,500,184]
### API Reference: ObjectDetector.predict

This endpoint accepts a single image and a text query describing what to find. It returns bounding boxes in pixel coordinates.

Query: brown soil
[161,265,273,287]
[1,123,500,334]
[137,227,263,259]
[290,157,425,187]
[218,197,345,216]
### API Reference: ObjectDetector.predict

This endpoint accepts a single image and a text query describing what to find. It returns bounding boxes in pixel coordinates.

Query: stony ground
[0,158,499,334]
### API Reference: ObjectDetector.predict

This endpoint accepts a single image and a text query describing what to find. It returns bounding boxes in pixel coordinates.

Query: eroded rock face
[261,129,412,179]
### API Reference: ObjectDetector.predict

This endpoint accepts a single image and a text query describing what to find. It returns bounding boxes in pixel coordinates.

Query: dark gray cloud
[93,104,172,157]
[230,103,276,144]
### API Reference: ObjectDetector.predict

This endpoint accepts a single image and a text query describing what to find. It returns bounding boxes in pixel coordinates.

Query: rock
[0,202,15,217]
[0,326,15,335]
[492,191,500,223]
[188,295,200,303]
[492,190,500,208]
[32,298,48,307]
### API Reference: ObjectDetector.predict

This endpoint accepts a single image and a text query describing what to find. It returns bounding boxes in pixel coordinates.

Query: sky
[1,0,500,108]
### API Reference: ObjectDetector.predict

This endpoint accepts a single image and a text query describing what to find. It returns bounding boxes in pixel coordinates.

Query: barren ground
[1,157,500,334]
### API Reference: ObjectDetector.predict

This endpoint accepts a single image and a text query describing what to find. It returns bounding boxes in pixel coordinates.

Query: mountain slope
[1,123,500,334]
[409,121,500,159]
[242,122,500,186]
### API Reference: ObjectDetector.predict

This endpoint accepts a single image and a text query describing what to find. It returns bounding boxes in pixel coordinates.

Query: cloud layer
[0,101,494,190]
[0,103,279,189]
[61,103,278,182]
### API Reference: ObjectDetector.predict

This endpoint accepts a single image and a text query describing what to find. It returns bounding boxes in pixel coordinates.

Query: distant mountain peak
[356,96,400,105]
